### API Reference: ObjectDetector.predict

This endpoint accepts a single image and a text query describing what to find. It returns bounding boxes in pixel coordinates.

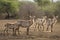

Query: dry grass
[0,20,60,40]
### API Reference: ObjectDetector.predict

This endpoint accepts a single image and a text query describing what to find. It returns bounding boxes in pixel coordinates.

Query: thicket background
[0,0,60,21]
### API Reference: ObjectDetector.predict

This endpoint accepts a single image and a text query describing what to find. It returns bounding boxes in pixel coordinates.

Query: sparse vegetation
[0,0,60,20]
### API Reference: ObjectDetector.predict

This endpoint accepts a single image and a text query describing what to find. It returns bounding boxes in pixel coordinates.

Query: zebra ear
[56,16,58,18]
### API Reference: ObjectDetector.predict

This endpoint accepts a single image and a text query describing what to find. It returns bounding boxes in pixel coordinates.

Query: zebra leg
[51,24,53,32]
[26,27,29,35]
[4,28,8,36]
[14,29,17,35]
[18,29,20,35]
[13,29,16,36]
[3,28,6,36]
[46,27,49,31]
[38,24,40,31]
[6,29,8,35]
[35,23,38,28]
[14,29,17,36]
[34,23,37,31]
[42,25,44,31]
[17,28,20,35]
[15,27,20,35]
[13,28,15,36]
[34,23,36,29]
[34,24,36,31]
[46,25,49,31]
[38,24,42,31]
[40,26,42,31]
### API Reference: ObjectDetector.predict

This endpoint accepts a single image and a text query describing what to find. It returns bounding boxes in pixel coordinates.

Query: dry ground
[0,20,60,40]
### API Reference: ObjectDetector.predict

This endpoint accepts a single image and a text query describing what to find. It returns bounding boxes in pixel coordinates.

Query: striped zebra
[35,16,47,31]
[16,16,35,35]
[46,18,52,32]
[18,16,35,35]
[46,16,58,32]
[4,23,19,35]
[4,16,35,35]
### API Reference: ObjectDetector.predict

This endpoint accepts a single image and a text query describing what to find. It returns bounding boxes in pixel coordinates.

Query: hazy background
[19,0,58,2]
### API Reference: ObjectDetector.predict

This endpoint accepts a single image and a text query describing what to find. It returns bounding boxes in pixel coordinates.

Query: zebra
[3,16,37,35]
[14,16,36,35]
[46,18,52,32]
[46,16,58,32]
[4,23,20,35]
[35,16,47,31]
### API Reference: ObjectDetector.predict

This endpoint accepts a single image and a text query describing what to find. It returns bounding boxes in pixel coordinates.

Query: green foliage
[0,0,20,19]
[34,0,50,6]
[34,0,55,16]
[54,1,60,17]
[42,4,56,13]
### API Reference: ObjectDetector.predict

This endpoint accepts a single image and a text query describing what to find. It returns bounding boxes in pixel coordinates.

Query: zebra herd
[3,16,58,35]
[34,16,58,32]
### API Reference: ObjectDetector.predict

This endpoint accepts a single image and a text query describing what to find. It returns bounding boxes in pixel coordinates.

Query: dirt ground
[0,20,60,40]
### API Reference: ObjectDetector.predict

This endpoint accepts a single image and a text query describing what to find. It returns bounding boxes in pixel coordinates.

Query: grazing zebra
[35,16,47,31]
[15,16,35,35]
[46,16,58,32]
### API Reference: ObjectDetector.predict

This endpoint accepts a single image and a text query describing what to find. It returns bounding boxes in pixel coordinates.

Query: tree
[34,0,50,6]
[18,2,41,19]
[0,0,20,19]
[54,1,60,18]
